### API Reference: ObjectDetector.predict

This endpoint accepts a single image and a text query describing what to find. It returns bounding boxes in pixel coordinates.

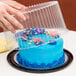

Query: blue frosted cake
[16,28,65,69]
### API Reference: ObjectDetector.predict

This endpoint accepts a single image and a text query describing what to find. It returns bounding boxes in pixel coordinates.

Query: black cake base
[7,48,73,73]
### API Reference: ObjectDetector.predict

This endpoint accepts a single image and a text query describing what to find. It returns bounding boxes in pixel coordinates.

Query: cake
[0,38,15,53]
[16,28,65,69]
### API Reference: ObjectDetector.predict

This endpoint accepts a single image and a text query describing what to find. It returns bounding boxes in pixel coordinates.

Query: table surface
[0,31,76,76]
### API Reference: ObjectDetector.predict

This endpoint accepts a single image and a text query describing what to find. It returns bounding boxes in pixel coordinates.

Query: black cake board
[7,49,73,73]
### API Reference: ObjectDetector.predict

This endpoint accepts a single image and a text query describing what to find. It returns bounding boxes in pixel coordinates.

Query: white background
[0,31,76,76]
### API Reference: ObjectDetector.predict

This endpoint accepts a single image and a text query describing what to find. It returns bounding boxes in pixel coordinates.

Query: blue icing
[16,28,65,69]
[17,53,65,69]
[49,41,57,45]
[19,38,64,65]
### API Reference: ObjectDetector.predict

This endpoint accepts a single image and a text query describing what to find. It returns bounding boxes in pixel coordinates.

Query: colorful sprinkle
[22,37,27,41]
[35,40,44,45]
[32,37,44,45]
[20,28,60,46]
[49,31,60,36]
[52,36,55,38]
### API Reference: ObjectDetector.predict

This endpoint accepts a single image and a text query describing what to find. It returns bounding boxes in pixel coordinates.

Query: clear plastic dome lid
[4,1,68,50]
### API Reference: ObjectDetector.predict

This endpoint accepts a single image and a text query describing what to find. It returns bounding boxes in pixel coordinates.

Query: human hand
[0,1,28,33]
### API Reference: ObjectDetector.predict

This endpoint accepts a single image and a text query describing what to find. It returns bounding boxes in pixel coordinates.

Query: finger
[0,21,7,31]
[0,13,8,31]
[24,14,29,20]
[0,17,15,33]
[4,12,24,30]
[6,5,26,21]
[3,1,26,10]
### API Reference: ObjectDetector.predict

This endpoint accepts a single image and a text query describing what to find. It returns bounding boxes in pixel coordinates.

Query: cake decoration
[22,28,45,36]
[32,37,45,45]
[45,31,49,35]
[22,37,27,41]
[20,28,60,46]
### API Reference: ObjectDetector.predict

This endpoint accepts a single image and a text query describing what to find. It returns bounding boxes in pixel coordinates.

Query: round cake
[16,28,65,69]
